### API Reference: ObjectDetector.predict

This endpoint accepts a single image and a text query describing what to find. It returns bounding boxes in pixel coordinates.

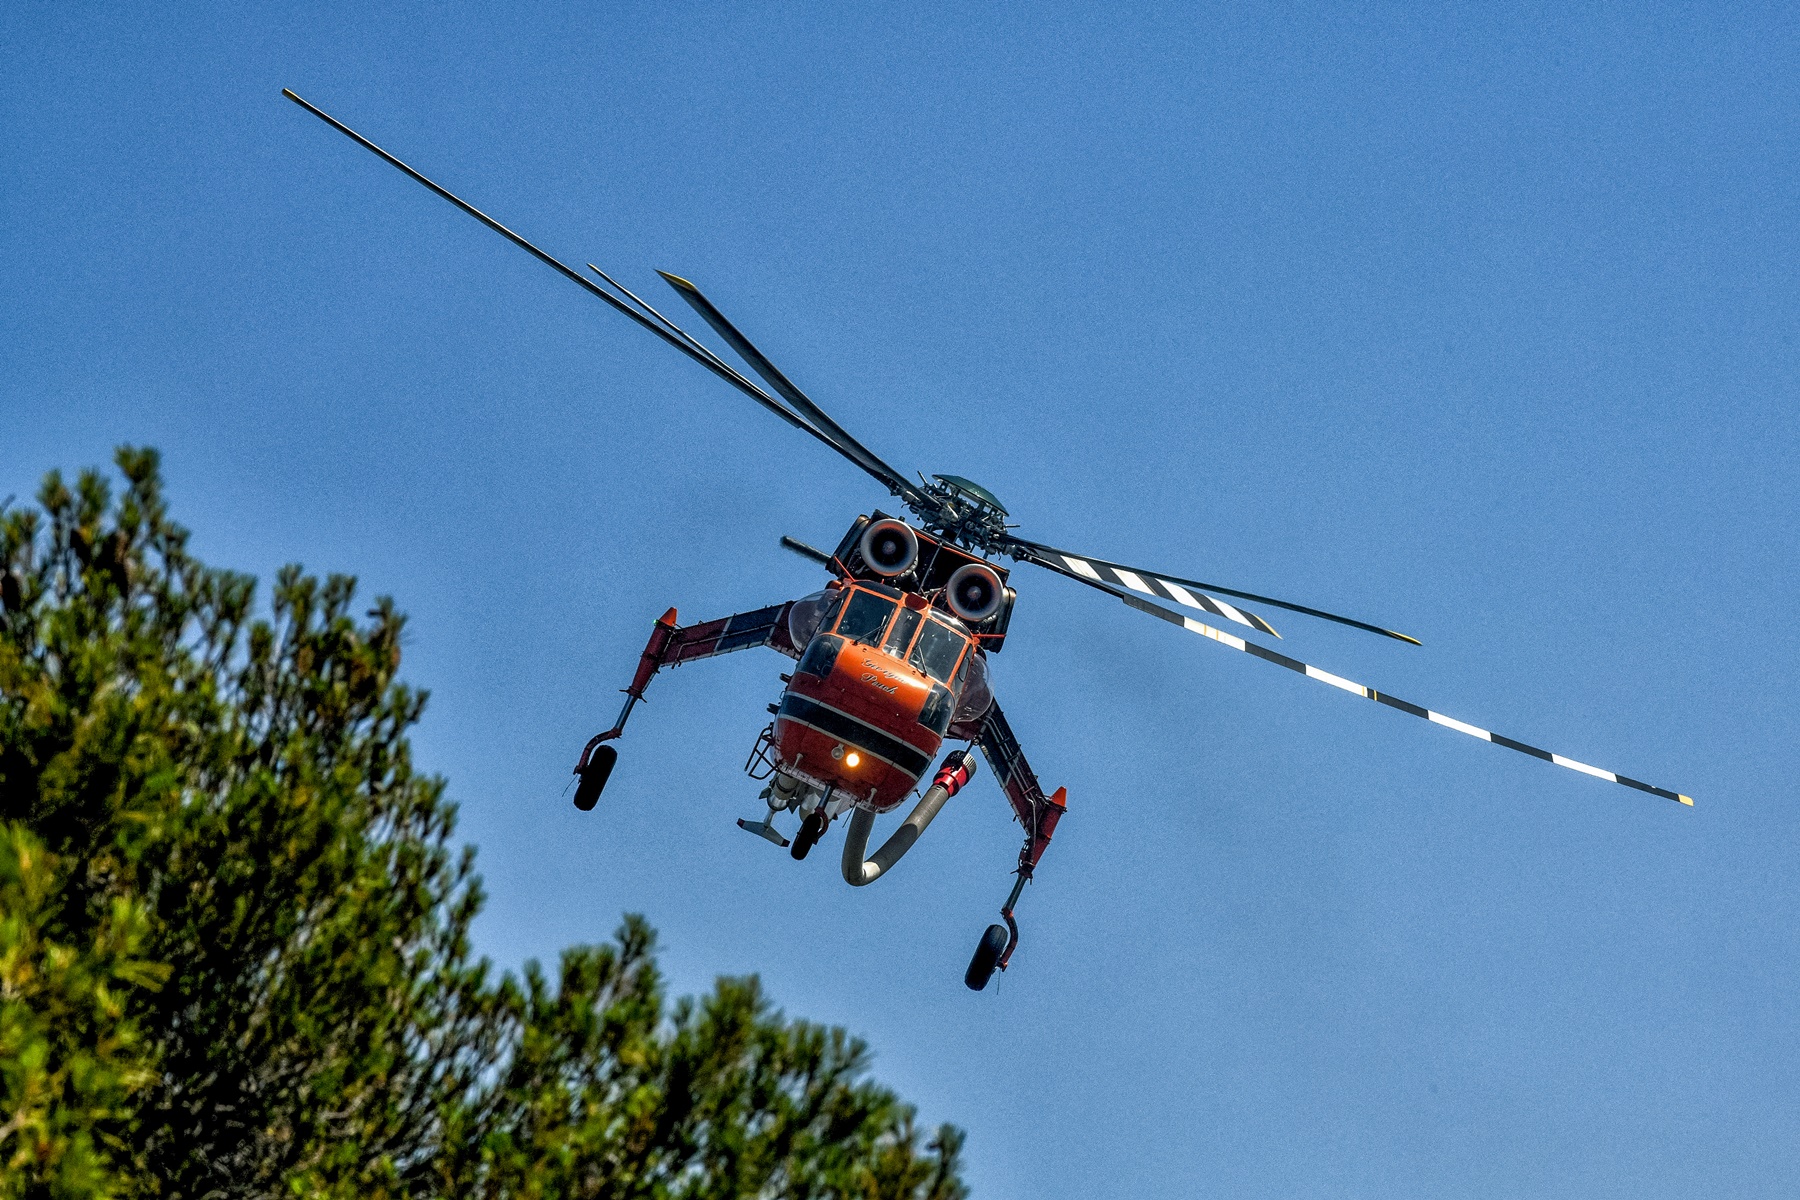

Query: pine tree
[0,448,967,1199]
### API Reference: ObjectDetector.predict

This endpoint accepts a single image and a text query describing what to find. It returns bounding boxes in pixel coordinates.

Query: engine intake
[945,563,1004,623]
[859,518,919,577]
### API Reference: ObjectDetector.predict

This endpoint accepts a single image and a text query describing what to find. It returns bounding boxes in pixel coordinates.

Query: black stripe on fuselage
[777,693,932,777]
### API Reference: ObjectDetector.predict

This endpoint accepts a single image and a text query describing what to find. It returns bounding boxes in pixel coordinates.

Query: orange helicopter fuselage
[772,584,973,812]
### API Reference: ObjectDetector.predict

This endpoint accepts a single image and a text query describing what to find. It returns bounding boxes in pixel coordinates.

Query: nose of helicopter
[772,642,945,811]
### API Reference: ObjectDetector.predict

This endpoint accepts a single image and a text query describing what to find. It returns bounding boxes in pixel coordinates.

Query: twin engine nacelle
[857,517,1007,625]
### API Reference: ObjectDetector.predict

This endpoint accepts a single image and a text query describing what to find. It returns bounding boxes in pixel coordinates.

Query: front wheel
[790,810,827,860]
[964,923,1009,991]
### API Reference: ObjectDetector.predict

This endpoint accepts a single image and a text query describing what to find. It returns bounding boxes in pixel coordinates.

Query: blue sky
[4,4,1797,1195]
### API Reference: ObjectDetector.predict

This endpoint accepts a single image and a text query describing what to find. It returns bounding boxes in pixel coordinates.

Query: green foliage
[0,822,163,1198]
[0,449,967,1199]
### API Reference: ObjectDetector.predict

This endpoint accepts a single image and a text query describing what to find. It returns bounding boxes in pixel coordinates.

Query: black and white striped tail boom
[1110,585,1693,806]
[1021,547,1283,637]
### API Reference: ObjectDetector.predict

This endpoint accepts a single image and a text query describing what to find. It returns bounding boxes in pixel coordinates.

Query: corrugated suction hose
[841,749,977,886]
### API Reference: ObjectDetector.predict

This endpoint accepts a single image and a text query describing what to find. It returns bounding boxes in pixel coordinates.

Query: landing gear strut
[571,608,681,811]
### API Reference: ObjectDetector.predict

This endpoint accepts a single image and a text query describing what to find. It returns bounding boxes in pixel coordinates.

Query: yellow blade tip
[657,270,697,291]
[1679,794,1694,806]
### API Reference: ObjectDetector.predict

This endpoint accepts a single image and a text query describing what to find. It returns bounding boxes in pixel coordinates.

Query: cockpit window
[952,649,993,724]
[834,589,898,646]
[786,589,842,649]
[883,606,923,656]
[908,616,969,683]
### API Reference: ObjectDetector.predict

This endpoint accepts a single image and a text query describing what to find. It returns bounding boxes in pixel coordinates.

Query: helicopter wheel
[964,923,1009,991]
[572,745,617,811]
[790,810,827,860]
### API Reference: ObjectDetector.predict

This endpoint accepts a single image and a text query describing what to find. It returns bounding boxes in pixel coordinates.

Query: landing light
[845,752,861,767]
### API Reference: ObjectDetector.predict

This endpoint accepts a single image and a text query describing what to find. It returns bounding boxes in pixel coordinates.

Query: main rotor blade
[1074,572,1691,806]
[282,90,865,471]
[1011,542,1282,638]
[583,263,749,385]
[1009,537,1419,645]
[656,272,926,505]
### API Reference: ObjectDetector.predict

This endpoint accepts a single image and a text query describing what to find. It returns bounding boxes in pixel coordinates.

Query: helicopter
[284,89,1693,991]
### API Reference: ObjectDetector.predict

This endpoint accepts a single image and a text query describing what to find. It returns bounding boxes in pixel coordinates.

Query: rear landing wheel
[964,923,1009,991]
[573,745,618,811]
[790,810,827,860]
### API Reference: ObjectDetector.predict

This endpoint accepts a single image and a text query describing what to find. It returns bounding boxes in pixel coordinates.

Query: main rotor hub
[912,474,1012,553]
